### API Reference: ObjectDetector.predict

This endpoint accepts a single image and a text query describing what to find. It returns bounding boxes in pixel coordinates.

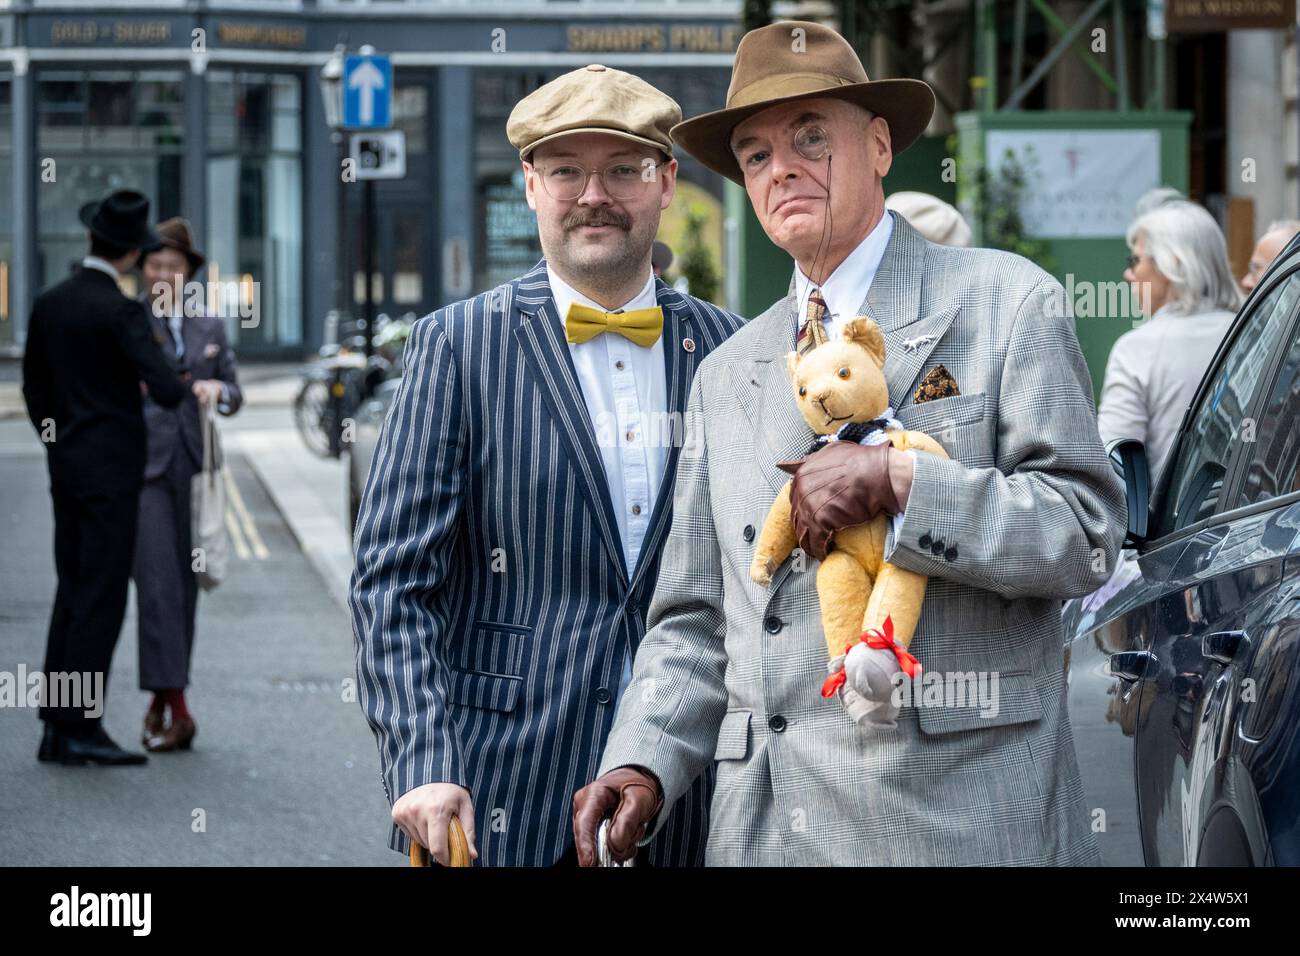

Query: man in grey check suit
[574,22,1128,865]
[351,65,742,865]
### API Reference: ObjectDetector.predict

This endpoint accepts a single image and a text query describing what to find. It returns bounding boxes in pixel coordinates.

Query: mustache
[563,209,631,232]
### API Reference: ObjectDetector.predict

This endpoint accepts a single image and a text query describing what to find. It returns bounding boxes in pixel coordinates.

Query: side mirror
[1108,439,1150,547]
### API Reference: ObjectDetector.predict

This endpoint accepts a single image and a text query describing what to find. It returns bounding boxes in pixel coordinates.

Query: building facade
[0,0,741,356]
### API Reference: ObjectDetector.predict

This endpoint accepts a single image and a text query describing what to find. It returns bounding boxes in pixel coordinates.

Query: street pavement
[0,384,399,866]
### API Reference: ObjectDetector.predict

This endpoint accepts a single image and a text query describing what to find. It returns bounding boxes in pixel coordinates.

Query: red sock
[164,689,191,721]
[148,693,166,715]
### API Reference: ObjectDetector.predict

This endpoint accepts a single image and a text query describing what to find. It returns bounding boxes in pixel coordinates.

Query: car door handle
[1108,650,1156,682]
[1202,630,1248,665]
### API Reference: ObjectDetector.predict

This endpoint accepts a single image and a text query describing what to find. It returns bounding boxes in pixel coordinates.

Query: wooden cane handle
[409,815,471,867]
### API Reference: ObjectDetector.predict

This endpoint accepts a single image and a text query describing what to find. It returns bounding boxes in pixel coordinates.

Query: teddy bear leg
[841,562,929,718]
[815,551,870,660]
[862,562,928,652]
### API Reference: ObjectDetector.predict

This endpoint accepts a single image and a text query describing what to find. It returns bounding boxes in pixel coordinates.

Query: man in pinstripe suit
[351,65,743,865]
[575,22,1128,865]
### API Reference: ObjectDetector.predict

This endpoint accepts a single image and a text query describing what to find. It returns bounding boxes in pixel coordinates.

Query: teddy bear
[749,317,949,729]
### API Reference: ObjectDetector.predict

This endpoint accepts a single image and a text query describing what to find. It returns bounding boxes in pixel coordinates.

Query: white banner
[985,129,1161,239]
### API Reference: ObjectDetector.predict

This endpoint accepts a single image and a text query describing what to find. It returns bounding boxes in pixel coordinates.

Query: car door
[1067,259,1300,865]
[1185,280,1300,867]
[1134,260,1300,865]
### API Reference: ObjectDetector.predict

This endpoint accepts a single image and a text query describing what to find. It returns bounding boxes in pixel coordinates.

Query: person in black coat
[22,190,186,766]
[134,217,243,753]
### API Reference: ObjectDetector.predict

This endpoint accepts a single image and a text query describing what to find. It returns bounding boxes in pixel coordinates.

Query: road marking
[223,466,270,559]
[224,506,251,560]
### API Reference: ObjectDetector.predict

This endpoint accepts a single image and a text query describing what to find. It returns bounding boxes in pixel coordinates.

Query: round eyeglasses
[534,161,656,202]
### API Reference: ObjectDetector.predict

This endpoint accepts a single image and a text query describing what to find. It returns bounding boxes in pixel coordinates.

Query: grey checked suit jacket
[598,214,1128,865]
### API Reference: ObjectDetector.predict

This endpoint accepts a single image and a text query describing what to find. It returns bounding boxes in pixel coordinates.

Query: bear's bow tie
[564,303,663,347]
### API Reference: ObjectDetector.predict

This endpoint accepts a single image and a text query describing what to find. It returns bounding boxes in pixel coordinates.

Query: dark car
[1063,233,1300,866]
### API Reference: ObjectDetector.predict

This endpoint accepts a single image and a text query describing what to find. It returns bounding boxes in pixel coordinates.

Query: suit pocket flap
[896,392,986,434]
[714,709,751,760]
[915,670,1040,736]
[447,669,521,713]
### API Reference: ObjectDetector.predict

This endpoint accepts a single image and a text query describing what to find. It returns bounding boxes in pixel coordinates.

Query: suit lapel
[743,216,964,493]
[860,216,961,410]
[182,315,208,366]
[512,265,629,586]
[627,283,697,596]
[146,310,185,371]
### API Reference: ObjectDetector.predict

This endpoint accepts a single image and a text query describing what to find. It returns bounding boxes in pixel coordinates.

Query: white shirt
[166,312,185,358]
[546,264,668,700]
[82,256,120,281]
[793,211,894,338]
[789,212,911,544]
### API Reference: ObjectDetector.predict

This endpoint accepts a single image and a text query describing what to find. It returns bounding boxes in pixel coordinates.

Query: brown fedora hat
[672,20,935,185]
[145,216,205,275]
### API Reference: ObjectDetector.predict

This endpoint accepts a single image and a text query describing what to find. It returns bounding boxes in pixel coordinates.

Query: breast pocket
[448,621,530,714]
[896,392,989,465]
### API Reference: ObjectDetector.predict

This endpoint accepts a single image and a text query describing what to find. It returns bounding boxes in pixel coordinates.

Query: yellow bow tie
[564,303,663,348]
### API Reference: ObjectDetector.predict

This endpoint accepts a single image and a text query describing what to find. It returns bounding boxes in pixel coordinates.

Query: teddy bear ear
[842,317,887,368]
[784,351,800,381]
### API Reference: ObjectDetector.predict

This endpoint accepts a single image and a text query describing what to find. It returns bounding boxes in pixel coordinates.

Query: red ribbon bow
[820,615,922,698]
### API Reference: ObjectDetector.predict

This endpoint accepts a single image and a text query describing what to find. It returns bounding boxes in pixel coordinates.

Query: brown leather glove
[571,766,663,866]
[777,441,902,562]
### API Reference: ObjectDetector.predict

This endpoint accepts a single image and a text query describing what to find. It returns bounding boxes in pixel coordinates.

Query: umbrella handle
[597,817,635,867]
[408,815,472,867]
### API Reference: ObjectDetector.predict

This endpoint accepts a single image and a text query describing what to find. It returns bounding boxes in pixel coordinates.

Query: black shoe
[58,727,148,766]
[37,724,58,762]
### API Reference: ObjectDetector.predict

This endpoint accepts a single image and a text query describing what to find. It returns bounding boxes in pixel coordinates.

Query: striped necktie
[797,289,830,355]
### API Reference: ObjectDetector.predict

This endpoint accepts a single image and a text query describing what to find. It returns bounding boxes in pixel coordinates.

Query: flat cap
[507,64,680,160]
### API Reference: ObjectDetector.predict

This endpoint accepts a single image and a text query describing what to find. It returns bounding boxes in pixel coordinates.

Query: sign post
[342,49,395,362]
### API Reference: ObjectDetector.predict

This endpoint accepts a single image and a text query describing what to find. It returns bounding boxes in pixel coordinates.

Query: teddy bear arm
[887,428,950,460]
[750,481,799,587]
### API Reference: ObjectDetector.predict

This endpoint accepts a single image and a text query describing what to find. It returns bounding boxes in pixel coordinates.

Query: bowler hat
[671,21,935,185]
[78,190,158,251]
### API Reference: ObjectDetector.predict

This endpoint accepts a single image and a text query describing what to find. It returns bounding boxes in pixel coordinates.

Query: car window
[1234,313,1300,507]
[1157,271,1300,535]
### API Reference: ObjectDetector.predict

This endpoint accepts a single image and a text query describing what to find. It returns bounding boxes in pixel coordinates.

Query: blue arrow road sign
[343,53,392,129]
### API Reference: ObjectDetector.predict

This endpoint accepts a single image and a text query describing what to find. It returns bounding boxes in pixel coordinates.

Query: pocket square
[913,364,960,404]
[203,342,221,359]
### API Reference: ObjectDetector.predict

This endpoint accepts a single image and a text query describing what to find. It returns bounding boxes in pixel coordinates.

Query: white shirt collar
[82,256,120,281]
[546,263,658,333]
[793,211,894,332]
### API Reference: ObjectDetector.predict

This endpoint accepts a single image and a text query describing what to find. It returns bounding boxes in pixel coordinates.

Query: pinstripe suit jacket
[351,260,743,865]
[598,214,1129,865]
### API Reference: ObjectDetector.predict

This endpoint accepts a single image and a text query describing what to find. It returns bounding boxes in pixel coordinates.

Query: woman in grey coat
[134,218,243,752]
[1099,201,1243,482]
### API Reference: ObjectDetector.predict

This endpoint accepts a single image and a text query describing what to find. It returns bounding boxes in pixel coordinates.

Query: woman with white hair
[1098,200,1243,481]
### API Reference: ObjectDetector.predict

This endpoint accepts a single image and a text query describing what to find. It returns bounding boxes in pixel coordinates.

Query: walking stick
[408,815,471,867]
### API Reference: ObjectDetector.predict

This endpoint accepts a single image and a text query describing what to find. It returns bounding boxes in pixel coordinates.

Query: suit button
[944,546,958,562]
[595,688,612,704]
[764,615,783,634]
[768,715,787,733]
[930,539,945,556]
[919,533,932,549]
[743,524,755,542]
